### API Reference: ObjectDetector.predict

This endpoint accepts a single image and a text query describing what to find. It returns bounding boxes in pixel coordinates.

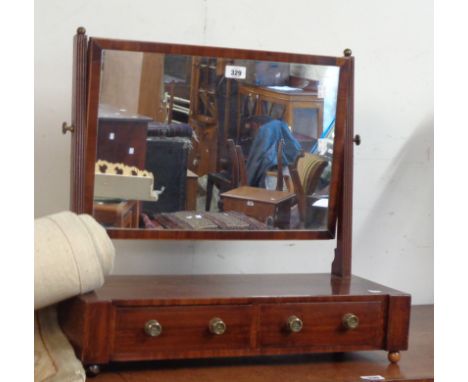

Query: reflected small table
[221,186,295,229]
[93,200,140,228]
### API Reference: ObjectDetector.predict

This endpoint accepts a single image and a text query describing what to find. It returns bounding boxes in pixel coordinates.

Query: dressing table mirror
[59,28,410,375]
[78,32,346,239]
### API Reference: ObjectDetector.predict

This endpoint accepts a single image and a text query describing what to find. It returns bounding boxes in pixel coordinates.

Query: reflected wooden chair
[234,143,248,187]
[206,139,285,212]
[205,139,243,211]
[265,139,299,192]
[288,152,328,225]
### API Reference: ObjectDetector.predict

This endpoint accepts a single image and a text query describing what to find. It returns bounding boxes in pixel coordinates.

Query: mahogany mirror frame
[70,31,354,242]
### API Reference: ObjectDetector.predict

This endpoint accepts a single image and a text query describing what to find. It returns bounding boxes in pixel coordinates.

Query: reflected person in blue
[242,116,302,188]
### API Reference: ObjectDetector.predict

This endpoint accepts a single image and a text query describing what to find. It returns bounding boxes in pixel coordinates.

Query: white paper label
[246,201,254,207]
[109,132,115,140]
[128,147,135,155]
[225,65,246,79]
[360,376,385,381]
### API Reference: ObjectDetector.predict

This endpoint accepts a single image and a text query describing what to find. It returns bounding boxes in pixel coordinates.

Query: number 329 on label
[225,65,246,79]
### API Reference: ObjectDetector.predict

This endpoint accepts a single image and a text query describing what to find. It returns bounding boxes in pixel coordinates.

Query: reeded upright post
[69,26,88,213]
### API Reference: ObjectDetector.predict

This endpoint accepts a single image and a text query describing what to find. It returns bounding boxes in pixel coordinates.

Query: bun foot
[388,351,401,363]
[86,364,101,377]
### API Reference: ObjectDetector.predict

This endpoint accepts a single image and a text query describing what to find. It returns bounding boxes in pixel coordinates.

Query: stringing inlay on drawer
[113,305,254,357]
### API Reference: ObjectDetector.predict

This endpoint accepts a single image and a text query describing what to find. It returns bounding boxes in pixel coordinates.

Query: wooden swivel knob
[342,313,359,330]
[287,315,303,333]
[144,319,162,337]
[62,122,75,134]
[209,317,226,335]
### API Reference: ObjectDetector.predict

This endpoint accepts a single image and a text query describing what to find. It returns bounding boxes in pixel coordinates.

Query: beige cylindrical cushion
[34,211,115,310]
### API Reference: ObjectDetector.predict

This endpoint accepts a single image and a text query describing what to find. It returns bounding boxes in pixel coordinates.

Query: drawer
[113,305,254,357]
[259,301,385,349]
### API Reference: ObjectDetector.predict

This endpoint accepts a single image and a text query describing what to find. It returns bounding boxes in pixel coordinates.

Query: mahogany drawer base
[58,274,410,370]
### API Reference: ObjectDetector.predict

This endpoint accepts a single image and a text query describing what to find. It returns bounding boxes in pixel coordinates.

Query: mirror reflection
[93,50,339,231]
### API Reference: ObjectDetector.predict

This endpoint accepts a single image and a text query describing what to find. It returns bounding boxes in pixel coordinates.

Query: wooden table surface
[93,305,433,382]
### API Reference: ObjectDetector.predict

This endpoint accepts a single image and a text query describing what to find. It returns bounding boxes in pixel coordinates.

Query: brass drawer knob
[342,313,359,330]
[209,317,226,335]
[144,319,162,337]
[287,315,303,333]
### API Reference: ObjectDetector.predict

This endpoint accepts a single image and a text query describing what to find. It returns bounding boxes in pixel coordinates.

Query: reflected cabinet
[59,28,411,375]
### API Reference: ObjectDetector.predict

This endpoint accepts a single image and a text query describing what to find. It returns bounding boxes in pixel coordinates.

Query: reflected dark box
[143,137,191,214]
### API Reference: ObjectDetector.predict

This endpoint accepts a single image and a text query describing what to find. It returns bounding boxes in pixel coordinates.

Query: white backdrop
[35,0,433,304]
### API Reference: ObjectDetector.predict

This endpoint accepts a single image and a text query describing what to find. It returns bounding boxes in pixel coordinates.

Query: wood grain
[259,301,385,349]
[113,305,254,360]
[87,305,433,382]
[77,274,408,306]
[58,274,410,365]
[386,295,412,351]
[332,55,354,277]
